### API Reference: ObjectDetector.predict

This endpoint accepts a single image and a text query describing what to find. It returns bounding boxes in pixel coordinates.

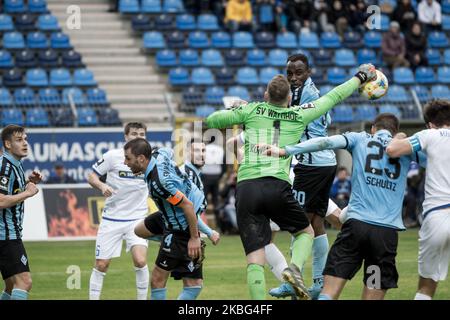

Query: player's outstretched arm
[386,137,415,158]
[205,103,252,129]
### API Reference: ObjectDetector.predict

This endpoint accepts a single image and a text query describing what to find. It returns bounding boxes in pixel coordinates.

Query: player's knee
[95,260,110,273]
[150,269,167,288]
[311,216,326,235]
[134,258,147,269]
[183,278,203,287]
[15,274,32,291]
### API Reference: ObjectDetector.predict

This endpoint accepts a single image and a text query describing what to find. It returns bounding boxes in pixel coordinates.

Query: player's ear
[4,140,11,150]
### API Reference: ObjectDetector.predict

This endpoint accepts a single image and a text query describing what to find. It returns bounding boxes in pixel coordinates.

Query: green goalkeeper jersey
[206,78,360,184]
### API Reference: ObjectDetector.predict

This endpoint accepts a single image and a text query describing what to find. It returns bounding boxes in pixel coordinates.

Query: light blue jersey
[291,77,336,167]
[144,148,205,232]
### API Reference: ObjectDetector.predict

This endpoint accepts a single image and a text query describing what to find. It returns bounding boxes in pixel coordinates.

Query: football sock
[89,268,105,300]
[312,234,329,282]
[247,263,266,300]
[151,288,167,300]
[318,293,332,300]
[0,291,11,300]
[265,243,288,281]
[135,265,149,300]
[291,232,314,272]
[11,289,28,300]
[177,286,202,300]
[414,292,432,300]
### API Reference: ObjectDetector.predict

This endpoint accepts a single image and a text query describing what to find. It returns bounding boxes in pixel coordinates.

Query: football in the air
[358,69,389,100]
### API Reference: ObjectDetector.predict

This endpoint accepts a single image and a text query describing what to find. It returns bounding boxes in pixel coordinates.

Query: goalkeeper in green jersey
[205,64,376,300]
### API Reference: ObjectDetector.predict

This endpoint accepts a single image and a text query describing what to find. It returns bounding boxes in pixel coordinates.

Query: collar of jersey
[185,161,201,176]
[144,157,156,181]
[3,151,21,167]
[374,129,393,138]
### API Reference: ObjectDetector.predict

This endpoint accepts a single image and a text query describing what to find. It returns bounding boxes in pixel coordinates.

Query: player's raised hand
[354,63,377,84]
[101,184,116,197]
[25,182,39,197]
[209,230,220,245]
[28,170,43,184]
[188,237,201,259]
[259,144,287,157]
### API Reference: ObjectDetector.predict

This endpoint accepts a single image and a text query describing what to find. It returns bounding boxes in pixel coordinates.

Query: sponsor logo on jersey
[0,176,9,192]
[118,170,143,179]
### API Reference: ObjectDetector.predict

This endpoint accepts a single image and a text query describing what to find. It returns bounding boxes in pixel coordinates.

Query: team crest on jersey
[0,176,9,192]
[21,255,27,266]
[301,103,315,110]
[188,261,195,272]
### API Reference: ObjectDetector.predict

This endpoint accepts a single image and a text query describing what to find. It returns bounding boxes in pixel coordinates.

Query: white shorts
[418,209,450,282]
[95,218,148,260]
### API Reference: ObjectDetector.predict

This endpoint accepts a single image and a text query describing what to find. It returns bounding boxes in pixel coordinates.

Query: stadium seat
[86,88,109,106]
[16,49,38,69]
[426,48,441,65]
[188,31,209,48]
[268,49,288,67]
[27,32,48,49]
[38,49,59,68]
[77,107,98,126]
[237,67,259,85]
[201,49,224,67]
[62,50,83,68]
[0,14,14,31]
[379,104,401,119]
[299,32,320,49]
[3,69,24,87]
[343,31,363,48]
[0,50,14,68]
[437,66,450,83]
[182,86,203,106]
[255,32,275,48]
[163,0,184,13]
[169,68,190,86]
[62,87,86,106]
[355,105,377,121]
[260,67,279,84]
[364,31,382,48]
[155,14,175,31]
[26,107,49,127]
[28,0,48,13]
[195,105,216,118]
[215,67,234,86]
[15,14,36,31]
[357,49,377,65]
[211,31,231,48]
[431,84,450,99]
[141,0,162,13]
[428,31,449,48]
[179,49,199,66]
[234,31,254,48]
[310,67,325,85]
[227,86,250,101]
[444,49,450,65]
[131,14,152,31]
[191,67,215,85]
[98,108,121,126]
[313,49,332,66]
[14,88,36,107]
[291,49,313,64]
[119,0,140,13]
[327,67,347,85]
[50,108,74,126]
[37,14,60,31]
[50,68,72,87]
[252,86,266,101]
[393,67,415,84]
[51,32,72,49]
[415,67,436,84]
[176,14,196,30]
[26,68,48,87]
[443,14,450,31]
[334,49,356,67]
[143,31,165,49]
[320,32,341,49]
[73,69,96,86]
[319,85,333,96]
[224,49,245,67]
[276,32,298,49]
[156,49,177,67]
[204,86,225,106]
[247,49,266,66]
[380,14,390,31]
[1,109,24,126]
[167,31,185,49]
[386,85,411,102]
[5,0,26,13]
[0,88,13,106]
[411,85,430,102]
[332,105,353,122]
[198,14,219,31]
[3,32,25,49]
[38,88,61,107]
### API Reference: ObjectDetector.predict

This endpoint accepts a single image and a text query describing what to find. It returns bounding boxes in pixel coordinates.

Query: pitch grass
[4,229,449,300]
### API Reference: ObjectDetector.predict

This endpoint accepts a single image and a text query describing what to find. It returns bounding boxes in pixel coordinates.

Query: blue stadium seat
[86,88,109,106]
[98,108,121,126]
[276,32,298,49]
[355,105,377,121]
[415,67,436,84]
[364,31,382,48]
[237,67,259,85]
[188,31,209,48]
[179,49,199,66]
[335,49,356,67]
[73,69,96,86]
[62,87,86,106]
[233,31,254,48]
[215,67,234,86]
[380,14,390,31]
[131,14,152,31]
[437,66,450,83]
[169,67,190,86]
[357,49,377,65]
[310,67,325,85]
[224,49,245,67]
[198,14,219,31]
[26,68,48,87]
[327,67,346,85]
[26,107,49,127]
[50,68,72,86]
[252,86,266,101]
[38,49,59,68]
[38,88,61,107]
[332,105,353,122]
[62,50,83,68]
[299,32,320,49]
[163,0,184,12]
[14,88,36,107]
[428,32,449,48]
[247,49,266,66]
[343,31,363,48]
[50,109,74,126]
[201,49,224,67]
[393,67,415,84]
[313,49,332,66]
[443,14,450,31]
[386,85,411,102]
[3,32,25,49]
[182,86,203,106]
[444,0,450,14]
[320,32,341,49]
[379,104,401,119]
[319,85,333,96]
[3,69,24,87]
[268,49,288,67]
[1,109,24,126]
[176,14,196,30]
[155,14,175,31]
[411,85,430,103]
[211,31,231,48]
[15,14,36,31]
[17,49,38,69]
[445,49,450,65]
[255,32,275,48]
[0,14,14,31]
[28,0,48,13]
[156,49,177,67]
[0,88,13,106]
[77,107,98,126]
[431,84,450,99]
[119,0,140,13]
[5,0,26,13]
[0,50,14,68]
[167,31,185,49]
[426,48,441,65]
[291,49,313,64]
[27,32,48,49]
[141,0,161,13]
[37,14,60,31]
[260,67,279,84]
[195,105,215,118]
[191,67,215,85]
[143,31,165,49]
[204,86,225,106]
[227,86,250,101]
[51,32,72,49]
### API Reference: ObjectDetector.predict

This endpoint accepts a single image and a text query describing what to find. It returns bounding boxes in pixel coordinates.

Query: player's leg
[361,286,386,300]
[134,212,164,242]
[150,265,170,300]
[127,223,149,300]
[265,222,288,282]
[179,277,203,300]
[246,248,267,300]
[1,277,14,300]
[319,275,347,299]
[10,272,32,300]
[2,240,32,300]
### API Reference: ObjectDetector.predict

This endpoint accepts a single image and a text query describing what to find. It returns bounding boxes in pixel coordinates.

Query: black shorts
[236,177,310,255]
[323,219,399,290]
[155,231,203,280]
[144,211,165,235]
[0,240,30,280]
[292,164,337,217]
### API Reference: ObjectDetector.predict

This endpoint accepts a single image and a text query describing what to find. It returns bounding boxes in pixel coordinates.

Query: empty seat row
[2,0,48,14]
[132,13,219,31]
[0,49,83,69]
[1,31,70,49]
[0,68,96,87]
[0,13,59,32]
[120,0,184,13]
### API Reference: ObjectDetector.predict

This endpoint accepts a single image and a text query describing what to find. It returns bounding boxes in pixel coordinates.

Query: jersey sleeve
[205,103,254,128]
[92,151,113,176]
[238,131,245,144]
[342,131,364,151]
[408,130,429,153]
[0,162,13,195]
